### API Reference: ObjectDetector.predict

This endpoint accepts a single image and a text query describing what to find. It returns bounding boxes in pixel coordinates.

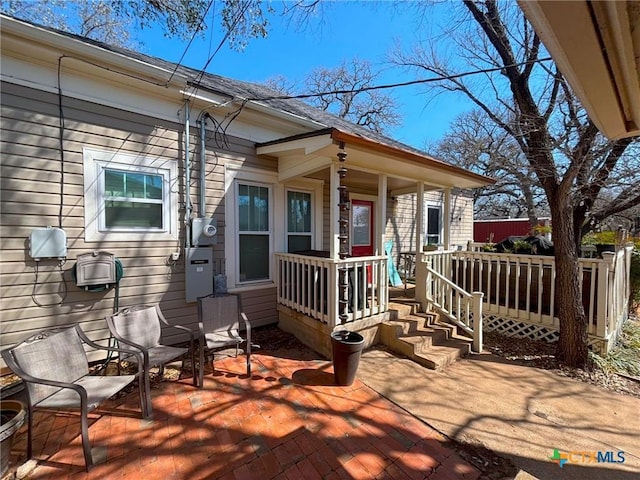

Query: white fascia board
[256,134,333,156]
[1,51,185,125]
[594,1,640,134]
[518,1,629,139]
[1,15,188,87]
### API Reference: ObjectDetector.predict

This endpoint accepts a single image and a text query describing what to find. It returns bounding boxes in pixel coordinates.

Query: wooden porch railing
[417,250,484,352]
[275,253,388,328]
[418,246,633,353]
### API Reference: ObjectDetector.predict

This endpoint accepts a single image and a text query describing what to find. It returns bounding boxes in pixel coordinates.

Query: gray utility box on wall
[191,217,217,246]
[29,227,67,261]
[185,247,213,303]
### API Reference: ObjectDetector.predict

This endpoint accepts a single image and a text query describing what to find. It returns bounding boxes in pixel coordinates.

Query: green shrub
[481,243,496,252]
[532,224,552,236]
[582,231,617,245]
[512,239,532,253]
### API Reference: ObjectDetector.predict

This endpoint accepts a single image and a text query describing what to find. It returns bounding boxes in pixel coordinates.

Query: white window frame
[236,180,273,284]
[225,165,281,290]
[425,203,443,246]
[285,187,314,253]
[284,179,323,252]
[83,147,178,242]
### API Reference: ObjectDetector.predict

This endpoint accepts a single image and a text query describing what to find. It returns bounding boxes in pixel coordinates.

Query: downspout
[184,100,192,249]
[199,114,209,216]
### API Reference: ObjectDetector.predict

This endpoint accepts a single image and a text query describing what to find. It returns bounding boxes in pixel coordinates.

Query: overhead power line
[167,0,216,84]
[244,57,554,103]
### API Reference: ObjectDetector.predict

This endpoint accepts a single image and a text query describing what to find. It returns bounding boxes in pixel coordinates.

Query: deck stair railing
[275,252,388,328]
[418,251,484,353]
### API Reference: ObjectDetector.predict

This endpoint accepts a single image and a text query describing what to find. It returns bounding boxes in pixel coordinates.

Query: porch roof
[257,128,495,192]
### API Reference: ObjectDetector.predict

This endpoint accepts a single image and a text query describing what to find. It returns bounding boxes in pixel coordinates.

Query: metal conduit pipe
[199,113,209,217]
[184,100,192,249]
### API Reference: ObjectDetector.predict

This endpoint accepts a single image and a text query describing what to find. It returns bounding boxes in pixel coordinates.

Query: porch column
[415,182,427,307]
[376,174,388,255]
[416,182,425,252]
[444,187,451,249]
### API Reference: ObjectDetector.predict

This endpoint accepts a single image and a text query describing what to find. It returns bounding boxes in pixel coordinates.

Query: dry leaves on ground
[482,329,640,398]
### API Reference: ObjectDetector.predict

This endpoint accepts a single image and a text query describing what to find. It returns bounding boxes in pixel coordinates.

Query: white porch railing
[417,250,484,352]
[419,246,633,353]
[275,253,389,328]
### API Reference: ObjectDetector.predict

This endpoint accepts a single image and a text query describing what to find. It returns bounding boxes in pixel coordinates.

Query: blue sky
[138,1,467,151]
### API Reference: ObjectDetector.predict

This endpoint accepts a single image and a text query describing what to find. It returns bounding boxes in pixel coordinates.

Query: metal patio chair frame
[106,304,201,418]
[197,293,253,385]
[1,324,146,471]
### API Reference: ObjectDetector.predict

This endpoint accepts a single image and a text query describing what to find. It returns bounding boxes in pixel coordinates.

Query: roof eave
[1,14,189,88]
[519,1,640,140]
[257,128,496,189]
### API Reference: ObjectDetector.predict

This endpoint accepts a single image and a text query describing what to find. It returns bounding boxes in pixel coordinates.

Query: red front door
[351,200,374,257]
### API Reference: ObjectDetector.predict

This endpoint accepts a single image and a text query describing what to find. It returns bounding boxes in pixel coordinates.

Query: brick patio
[4,342,481,480]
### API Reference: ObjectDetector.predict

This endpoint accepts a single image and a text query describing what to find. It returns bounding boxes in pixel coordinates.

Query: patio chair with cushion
[197,293,253,385]
[0,324,146,471]
[106,304,201,417]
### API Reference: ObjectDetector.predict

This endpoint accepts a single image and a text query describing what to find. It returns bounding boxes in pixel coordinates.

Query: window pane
[427,208,441,235]
[239,184,269,232]
[105,201,163,228]
[288,191,311,233]
[105,169,162,199]
[426,235,440,245]
[426,207,441,244]
[288,235,312,253]
[352,204,371,246]
[239,234,270,281]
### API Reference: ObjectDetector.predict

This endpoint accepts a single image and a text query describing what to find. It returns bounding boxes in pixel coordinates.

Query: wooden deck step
[380,309,472,371]
[387,301,420,319]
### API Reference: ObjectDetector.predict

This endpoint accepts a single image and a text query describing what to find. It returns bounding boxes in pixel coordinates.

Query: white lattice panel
[482,314,608,354]
[484,315,559,343]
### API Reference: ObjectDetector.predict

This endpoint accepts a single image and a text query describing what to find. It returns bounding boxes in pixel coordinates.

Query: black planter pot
[1,400,27,477]
[331,330,365,386]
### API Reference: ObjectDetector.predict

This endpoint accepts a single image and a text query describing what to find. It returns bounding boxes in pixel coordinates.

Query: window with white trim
[286,190,312,252]
[237,181,272,282]
[83,148,177,242]
[425,205,442,246]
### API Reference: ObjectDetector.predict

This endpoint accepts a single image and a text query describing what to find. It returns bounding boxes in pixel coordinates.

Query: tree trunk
[550,193,589,367]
